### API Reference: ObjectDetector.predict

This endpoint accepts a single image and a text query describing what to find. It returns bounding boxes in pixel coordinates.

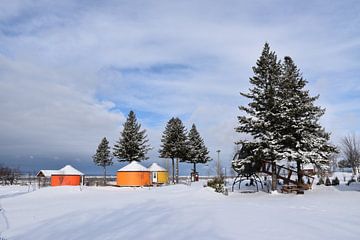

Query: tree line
[92,111,210,185]
[0,165,21,185]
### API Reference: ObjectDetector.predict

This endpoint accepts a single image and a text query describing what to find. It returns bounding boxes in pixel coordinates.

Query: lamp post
[223,167,227,186]
[216,150,221,177]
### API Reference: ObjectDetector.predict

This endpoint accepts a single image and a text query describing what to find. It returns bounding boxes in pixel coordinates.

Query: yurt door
[152,172,157,183]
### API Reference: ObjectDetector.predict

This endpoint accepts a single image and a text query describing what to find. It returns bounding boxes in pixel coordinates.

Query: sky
[0,0,359,175]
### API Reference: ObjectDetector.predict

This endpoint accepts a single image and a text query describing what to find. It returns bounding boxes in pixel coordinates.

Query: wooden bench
[281,185,304,194]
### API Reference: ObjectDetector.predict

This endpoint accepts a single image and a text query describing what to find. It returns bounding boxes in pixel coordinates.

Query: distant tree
[93,137,113,185]
[113,110,151,162]
[341,133,360,175]
[0,165,21,185]
[337,159,351,169]
[159,117,188,184]
[186,124,210,173]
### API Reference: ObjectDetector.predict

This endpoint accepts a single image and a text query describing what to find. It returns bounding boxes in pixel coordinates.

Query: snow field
[0,181,359,240]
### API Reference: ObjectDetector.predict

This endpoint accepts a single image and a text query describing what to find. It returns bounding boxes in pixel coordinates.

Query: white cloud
[0,56,125,158]
[0,0,359,172]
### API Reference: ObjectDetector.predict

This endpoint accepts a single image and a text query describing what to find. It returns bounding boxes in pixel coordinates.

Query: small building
[148,163,168,184]
[37,165,84,187]
[116,161,151,187]
[36,170,61,187]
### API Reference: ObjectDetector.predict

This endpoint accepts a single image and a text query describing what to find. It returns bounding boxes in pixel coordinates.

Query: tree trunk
[271,161,277,191]
[176,158,179,184]
[104,166,107,186]
[352,166,357,176]
[171,158,175,184]
[296,161,303,186]
[193,162,196,173]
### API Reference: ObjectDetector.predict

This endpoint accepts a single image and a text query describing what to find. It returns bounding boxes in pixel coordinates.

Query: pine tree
[278,56,337,183]
[186,124,210,173]
[236,43,283,191]
[113,110,151,162]
[159,117,188,184]
[92,137,113,185]
[236,44,337,191]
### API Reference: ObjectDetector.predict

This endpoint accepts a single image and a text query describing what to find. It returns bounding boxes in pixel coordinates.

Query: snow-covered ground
[0,179,359,240]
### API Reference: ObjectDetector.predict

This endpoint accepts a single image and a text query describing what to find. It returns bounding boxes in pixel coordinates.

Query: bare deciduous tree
[341,133,360,175]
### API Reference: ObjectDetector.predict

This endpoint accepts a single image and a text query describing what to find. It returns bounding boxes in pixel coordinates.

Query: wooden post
[176,158,179,184]
[271,162,277,191]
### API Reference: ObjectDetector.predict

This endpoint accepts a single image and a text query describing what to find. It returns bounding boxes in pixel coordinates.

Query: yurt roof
[36,170,62,177]
[37,165,84,177]
[148,163,167,172]
[58,165,84,175]
[117,161,149,172]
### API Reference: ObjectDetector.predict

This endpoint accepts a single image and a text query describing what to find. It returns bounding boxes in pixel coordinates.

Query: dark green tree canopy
[93,137,113,167]
[237,42,283,162]
[159,117,188,160]
[277,56,337,169]
[113,110,151,162]
[186,124,210,165]
[235,43,337,174]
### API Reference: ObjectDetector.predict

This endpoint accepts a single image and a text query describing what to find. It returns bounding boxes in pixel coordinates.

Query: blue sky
[0,0,359,174]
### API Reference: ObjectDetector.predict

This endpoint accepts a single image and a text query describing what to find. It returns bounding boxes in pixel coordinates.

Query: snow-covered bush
[325,177,331,186]
[207,176,225,193]
[317,178,324,185]
[332,177,339,186]
[347,178,356,186]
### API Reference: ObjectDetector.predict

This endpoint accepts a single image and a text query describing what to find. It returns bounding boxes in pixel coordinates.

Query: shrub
[332,177,340,186]
[347,178,356,186]
[207,176,225,193]
[316,178,324,185]
[325,177,331,186]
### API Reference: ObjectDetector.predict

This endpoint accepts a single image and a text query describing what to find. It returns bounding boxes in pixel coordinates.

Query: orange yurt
[116,161,151,187]
[50,165,84,186]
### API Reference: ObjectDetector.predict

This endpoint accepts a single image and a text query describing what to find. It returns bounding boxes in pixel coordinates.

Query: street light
[216,150,221,177]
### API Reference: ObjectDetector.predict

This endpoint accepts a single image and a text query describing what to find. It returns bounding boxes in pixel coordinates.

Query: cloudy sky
[0,0,359,174]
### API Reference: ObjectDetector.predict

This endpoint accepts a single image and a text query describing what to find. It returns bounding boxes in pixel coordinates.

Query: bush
[332,177,340,186]
[207,176,225,193]
[316,178,324,185]
[325,177,331,186]
[347,178,356,186]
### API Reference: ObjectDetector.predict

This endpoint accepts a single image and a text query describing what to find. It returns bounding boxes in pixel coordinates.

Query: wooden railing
[261,161,315,189]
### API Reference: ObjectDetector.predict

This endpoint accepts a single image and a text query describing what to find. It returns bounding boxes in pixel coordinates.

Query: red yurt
[46,165,84,186]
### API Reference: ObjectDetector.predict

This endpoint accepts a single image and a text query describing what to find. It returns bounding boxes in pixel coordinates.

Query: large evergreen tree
[278,56,337,182]
[159,117,188,184]
[92,137,113,185]
[236,43,283,190]
[113,110,151,162]
[186,124,210,173]
[236,43,337,191]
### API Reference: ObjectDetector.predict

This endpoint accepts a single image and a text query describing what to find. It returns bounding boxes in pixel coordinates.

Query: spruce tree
[159,117,188,184]
[278,56,337,183]
[236,43,283,191]
[113,110,151,162]
[187,124,210,173]
[92,137,113,185]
